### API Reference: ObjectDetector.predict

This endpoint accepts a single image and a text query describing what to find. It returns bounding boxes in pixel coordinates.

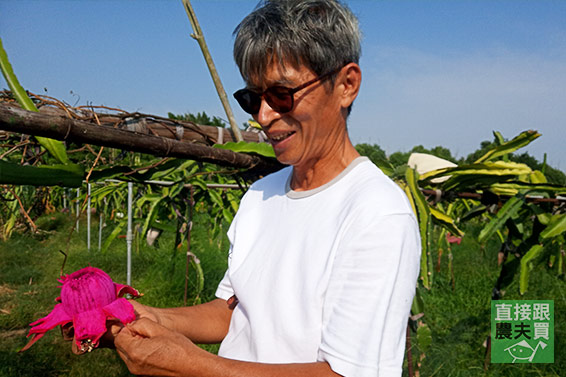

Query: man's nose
[254,98,281,128]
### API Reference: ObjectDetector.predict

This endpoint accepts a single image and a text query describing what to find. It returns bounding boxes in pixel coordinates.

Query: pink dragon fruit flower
[445,232,463,245]
[20,266,140,353]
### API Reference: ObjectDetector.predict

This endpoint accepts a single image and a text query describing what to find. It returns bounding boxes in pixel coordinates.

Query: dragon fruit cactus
[20,266,140,352]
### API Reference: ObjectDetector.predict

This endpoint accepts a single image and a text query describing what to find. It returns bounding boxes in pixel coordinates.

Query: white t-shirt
[215,157,421,377]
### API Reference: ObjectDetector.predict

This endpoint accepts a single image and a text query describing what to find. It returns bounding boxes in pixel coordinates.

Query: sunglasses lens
[264,87,293,113]
[234,89,261,114]
[234,86,294,114]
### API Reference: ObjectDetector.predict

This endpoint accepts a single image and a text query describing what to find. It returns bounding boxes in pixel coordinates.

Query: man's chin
[274,154,295,167]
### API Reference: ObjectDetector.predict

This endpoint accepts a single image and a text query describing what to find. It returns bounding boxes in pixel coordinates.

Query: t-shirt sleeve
[215,269,234,301]
[215,216,237,301]
[317,212,421,377]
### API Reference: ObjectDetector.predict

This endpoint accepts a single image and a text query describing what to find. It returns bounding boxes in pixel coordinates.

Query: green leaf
[35,137,70,165]
[478,195,524,243]
[0,38,37,112]
[2,190,19,241]
[89,160,197,183]
[526,203,551,225]
[227,194,240,213]
[189,177,208,192]
[136,193,162,207]
[214,141,275,158]
[406,169,430,220]
[443,175,515,193]
[88,166,134,182]
[411,286,425,315]
[528,170,547,184]
[222,207,234,223]
[168,182,185,199]
[460,205,487,222]
[101,220,126,253]
[399,181,417,216]
[420,161,535,193]
[89,183,125,207]
[493,131,505,145]
[474,130,541,164]
[0,160,84,187]
[489,182,566,197]
[147,159,196,181]
[429,206,464,237]
[140,196,167,239]
[247,120,262,130]
[421,161,532,182]
[207,189,223,209]
[540,214,566,240]
[519,244,544,295]
[416,323,432,353]
[1,38,70,164]
[406,168,431,289]
[493,131,509,162]
[149,220,177,233]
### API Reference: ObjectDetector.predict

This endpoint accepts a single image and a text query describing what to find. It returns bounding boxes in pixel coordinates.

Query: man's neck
[290,141,360,192]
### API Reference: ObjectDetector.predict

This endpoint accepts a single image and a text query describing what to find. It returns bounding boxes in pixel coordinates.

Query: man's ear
[337,62,362,110]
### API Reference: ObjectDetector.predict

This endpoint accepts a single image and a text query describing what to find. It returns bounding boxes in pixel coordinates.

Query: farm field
[0,212,563,376]
[411,224,565,377]
[0,211,228,377]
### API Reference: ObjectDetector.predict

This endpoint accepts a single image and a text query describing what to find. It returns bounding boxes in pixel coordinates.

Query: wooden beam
[35,105,264,145]
[0,102,281,173]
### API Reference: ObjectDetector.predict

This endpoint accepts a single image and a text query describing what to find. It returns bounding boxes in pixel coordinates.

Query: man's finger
[70,337,86,355]
[129,300,159,323]
[125,317,168,339]
[98,319,123,349]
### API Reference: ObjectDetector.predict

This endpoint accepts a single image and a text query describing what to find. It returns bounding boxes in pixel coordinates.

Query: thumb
[125,317,168,339]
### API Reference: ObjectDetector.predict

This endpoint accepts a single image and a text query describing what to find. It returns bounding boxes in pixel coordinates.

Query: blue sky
[1,0,565,169]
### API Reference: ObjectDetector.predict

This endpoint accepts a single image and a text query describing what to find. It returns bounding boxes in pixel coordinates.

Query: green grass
[0,211,229,377]
[1,215,564,376]
[407,226,565,377]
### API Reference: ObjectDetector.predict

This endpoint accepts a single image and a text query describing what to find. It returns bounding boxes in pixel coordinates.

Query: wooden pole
[182,0,244,142]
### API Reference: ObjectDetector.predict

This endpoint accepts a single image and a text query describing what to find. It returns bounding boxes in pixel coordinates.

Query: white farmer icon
[504,340,547,363]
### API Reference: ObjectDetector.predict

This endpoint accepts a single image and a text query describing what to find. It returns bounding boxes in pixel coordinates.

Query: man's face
[249,63,346,169]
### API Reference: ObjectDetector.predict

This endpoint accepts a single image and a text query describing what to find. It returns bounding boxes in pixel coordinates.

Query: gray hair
[233,0,361,84]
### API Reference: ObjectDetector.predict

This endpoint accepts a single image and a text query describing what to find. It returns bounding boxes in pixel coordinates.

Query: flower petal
[114,283,140,298]
[28,303,72,333]
[72,309,107,348]
[102,298,136,324]
[20,304,72,352]
[19,333,47,353]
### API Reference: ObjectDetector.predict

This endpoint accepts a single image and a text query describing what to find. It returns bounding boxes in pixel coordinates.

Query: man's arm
[114,317,341,377]
[133,298,233,344]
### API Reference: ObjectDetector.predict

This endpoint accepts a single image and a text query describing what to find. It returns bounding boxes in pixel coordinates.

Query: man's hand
[114,318,340,377]
[66,299,157,355]
[114,318,195,376]
[64,318,123,355]
[130,299,159,323]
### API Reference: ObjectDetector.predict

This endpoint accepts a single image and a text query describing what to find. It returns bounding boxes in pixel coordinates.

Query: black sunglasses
[233,66,344,115]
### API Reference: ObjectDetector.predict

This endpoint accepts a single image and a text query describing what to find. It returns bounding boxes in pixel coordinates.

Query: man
[113,1,420,376]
